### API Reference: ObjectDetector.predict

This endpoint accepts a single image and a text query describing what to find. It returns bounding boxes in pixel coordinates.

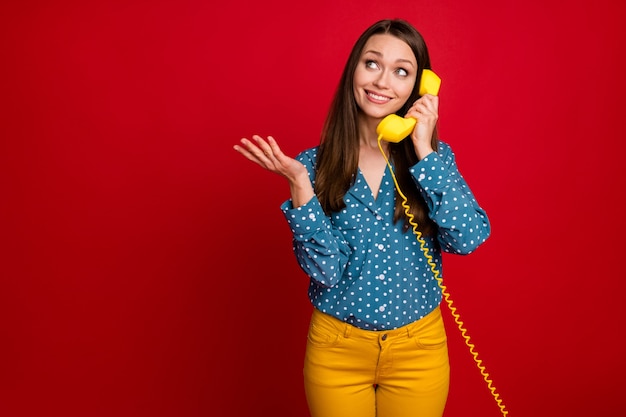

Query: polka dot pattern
[280,142,490,330]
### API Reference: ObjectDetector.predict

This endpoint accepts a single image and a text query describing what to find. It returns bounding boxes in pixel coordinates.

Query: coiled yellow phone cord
[378,136,509,416]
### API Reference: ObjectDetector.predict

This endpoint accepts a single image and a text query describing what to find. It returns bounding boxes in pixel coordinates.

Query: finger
[234,139,265,163]
[413,99,438,118]
[247,135,274,160]
[409,103,429,119]
[237,137,275,166]
[267,136,287,159]
[234,144,263,166]
[414,94,438,108]
[421,95,439,113]
[253,135,276,159]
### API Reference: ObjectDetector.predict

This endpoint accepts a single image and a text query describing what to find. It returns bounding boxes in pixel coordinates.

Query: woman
[234,18,490,417]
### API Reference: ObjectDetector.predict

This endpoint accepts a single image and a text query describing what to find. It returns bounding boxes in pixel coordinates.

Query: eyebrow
[363,50,416,68]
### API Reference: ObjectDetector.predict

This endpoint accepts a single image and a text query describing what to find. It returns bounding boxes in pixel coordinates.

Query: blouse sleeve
[280,148,352,288]
[410,142,491,254]
[281,197,352,288]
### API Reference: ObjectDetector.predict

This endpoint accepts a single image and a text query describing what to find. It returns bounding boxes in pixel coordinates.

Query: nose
[373,69,391,89]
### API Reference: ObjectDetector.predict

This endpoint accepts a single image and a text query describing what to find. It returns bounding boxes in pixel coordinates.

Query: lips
[366,90,392,104]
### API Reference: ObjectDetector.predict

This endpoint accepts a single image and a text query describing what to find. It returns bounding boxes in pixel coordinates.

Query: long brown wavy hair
[315,19,438,235]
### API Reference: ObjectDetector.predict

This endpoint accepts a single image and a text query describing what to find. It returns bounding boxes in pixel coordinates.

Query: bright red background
[2,1,625,416]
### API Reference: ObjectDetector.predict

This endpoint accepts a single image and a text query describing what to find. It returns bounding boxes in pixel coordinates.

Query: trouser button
[381,334,388,341]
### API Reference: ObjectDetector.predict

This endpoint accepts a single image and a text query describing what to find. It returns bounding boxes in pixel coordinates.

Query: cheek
[353,67,368,89]
[397,80,416,100]
[352,69,371,103]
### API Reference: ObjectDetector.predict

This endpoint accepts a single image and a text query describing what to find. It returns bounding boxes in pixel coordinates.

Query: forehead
[361,34,416,64]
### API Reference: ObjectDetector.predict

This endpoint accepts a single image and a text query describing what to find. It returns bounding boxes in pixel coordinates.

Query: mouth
[365,90,392,104]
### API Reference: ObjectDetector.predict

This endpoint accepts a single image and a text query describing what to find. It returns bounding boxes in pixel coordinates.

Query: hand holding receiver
[376,69,441,143]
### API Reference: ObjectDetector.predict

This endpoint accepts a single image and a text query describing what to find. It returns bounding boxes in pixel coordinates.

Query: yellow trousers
[303,306,449,417]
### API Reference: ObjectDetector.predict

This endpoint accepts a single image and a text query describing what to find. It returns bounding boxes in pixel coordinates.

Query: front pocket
[307,323,341,348]
[414,334,448,350]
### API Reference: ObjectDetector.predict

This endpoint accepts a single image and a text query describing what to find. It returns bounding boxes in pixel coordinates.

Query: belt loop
[406,324,413,338]
[344,323,352,338]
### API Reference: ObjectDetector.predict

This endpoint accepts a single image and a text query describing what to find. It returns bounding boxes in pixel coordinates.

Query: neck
[361,135,388,152]
[360,137,390,162]
[358,114,387,150]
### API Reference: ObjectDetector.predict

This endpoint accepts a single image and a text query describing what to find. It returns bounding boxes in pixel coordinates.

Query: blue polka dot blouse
[280,141,491,330]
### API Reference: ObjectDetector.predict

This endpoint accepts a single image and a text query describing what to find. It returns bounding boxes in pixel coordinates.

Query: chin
[359,104,390,118]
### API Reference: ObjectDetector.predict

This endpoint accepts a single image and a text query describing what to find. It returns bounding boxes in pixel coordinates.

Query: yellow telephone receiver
[376,69,441,142]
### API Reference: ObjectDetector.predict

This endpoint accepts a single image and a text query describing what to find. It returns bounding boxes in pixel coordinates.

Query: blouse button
[377,244,385,251]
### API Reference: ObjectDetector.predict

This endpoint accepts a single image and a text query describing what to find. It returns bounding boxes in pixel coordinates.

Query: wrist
[289,172,314,208]
[414,142,434,160]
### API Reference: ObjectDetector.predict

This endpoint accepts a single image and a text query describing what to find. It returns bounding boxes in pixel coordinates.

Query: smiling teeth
[368,92,390,101]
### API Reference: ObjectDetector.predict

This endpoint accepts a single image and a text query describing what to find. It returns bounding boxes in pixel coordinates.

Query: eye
[365,60,379,70]
[396,67,409,77]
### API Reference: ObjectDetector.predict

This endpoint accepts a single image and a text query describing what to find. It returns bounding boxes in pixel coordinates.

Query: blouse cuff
[409,152,448,191]
[280,196,327,238]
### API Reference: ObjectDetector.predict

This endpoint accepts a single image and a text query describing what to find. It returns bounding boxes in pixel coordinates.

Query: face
[353,34,417,120]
